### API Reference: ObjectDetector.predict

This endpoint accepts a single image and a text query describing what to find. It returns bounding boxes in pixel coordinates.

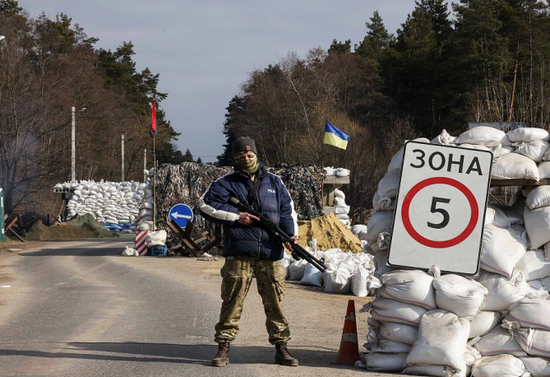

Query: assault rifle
[229,197,327,273]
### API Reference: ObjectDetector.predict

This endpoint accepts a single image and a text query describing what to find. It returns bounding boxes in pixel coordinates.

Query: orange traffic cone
[331,299,361,365]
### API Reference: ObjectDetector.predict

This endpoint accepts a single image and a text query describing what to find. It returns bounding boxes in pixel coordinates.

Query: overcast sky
[20,0,416,163]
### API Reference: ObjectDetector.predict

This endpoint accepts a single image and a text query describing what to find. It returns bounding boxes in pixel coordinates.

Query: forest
[0,0,188,216]
[217,0,550,220]
[2,0,550,221]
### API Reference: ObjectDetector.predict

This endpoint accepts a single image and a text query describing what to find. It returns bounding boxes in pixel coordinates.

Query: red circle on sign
[401,177,478,248]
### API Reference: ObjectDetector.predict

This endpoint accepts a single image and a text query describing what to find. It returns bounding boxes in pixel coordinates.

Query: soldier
[199,136,299,367]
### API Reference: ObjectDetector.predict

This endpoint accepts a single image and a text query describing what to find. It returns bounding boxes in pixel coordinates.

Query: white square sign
[388,141,493,274]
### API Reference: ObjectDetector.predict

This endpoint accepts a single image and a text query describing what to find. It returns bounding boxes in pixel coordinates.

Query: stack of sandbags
[366,127,550,277]
[54,179,147,233]
[333,188,351,227]
[323,167,352,227]
[350,224,368,243]
[364,269,434,372]
[285,247,380,297]
[454,126,548,182]
[363,127,550,376]
[364,268,488,376]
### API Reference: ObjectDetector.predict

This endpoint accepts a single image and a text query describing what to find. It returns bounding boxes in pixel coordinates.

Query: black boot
[211,342,230,367]
[275,342,299,366]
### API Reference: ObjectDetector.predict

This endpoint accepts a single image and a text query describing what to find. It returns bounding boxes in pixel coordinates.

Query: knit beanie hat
[233,136,257,156]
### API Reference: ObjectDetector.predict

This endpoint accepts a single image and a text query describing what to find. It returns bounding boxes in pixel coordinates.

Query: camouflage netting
[151,162,326,254]
[269,164,325,220]
[154,162,232,228]
[154,162,326,228]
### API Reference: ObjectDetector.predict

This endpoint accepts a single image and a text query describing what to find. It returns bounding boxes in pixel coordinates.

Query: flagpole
[149,98,157,233]
[321,142,325,169]
[152,137,156,232]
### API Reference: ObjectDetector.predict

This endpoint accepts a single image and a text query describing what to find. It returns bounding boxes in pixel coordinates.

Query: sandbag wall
[364,126,550,376]
[54,180,148,233]
[283,244,381,297]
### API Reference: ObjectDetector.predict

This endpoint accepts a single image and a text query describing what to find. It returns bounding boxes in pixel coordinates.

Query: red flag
[149,100,157,138]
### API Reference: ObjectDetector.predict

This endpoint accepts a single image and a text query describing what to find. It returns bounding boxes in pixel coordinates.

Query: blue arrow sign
[168,204,194,228]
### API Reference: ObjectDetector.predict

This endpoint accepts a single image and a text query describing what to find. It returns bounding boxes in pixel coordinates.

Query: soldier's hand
[283,236,298,251]
[238,212,260,226]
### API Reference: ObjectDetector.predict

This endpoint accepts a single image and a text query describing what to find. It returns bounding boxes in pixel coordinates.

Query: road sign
[388,141,493,274]
[168,204,193,228]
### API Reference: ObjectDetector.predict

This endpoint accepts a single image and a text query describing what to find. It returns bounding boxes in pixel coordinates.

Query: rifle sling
[246,172,262,205]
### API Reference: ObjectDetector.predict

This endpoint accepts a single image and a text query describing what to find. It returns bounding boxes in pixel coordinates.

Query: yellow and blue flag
[323,120,349,150]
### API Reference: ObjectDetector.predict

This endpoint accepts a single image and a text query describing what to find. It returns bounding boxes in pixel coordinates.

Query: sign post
[168,204,194,228]
[388,142,493,274]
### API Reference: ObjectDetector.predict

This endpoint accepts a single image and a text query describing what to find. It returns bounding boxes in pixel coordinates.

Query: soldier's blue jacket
[199,163,297,260]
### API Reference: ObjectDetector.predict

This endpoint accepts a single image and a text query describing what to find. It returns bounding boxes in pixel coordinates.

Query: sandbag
[491,152,540,181]
[513,139,549,162]
[299,263,323,287]
[506,127,549,143]
[470,354,527,377]
[515,249,550,281]
[365,352,407,372]
[145,230,167,247]
[370,297,427,326]
[511,327,550,358]
[366,210,394,249]
[122,246,139,256]
[287,259,307,280]
[506,296,550,331]
[492,145,515,160]
[351,264,370,297]
[468,311,502,339]
[433,274,488,318]
[373,249,395,276]
[485,203,511,228]
[455,126,505,147]
[406,309,470,371]
[431,129,457,145]
[474,325,527,357]
[365,331,412,353]
[478,270,532,312]
[379,269,436,310]
[526,276,550,291]
[405,348,481,377]
[520,356,550,377]
[525,185,550,209]
[322,267,351,294]
[524,205,550,249]
[380,322,419,345]
[372,191,395,211]
[377,168,401,199]
[538,161,550,179]
[481,224,527,278]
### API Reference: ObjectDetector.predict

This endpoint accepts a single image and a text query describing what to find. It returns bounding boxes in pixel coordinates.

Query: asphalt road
[0,237,410,377]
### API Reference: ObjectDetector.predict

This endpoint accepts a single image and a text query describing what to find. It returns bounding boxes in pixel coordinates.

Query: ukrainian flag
[323,120,349,150]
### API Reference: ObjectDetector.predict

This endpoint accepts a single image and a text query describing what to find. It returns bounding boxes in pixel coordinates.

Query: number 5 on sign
[388,141,493,275]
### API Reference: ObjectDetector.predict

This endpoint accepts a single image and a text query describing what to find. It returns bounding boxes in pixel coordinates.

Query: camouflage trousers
[214,255,290,344]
